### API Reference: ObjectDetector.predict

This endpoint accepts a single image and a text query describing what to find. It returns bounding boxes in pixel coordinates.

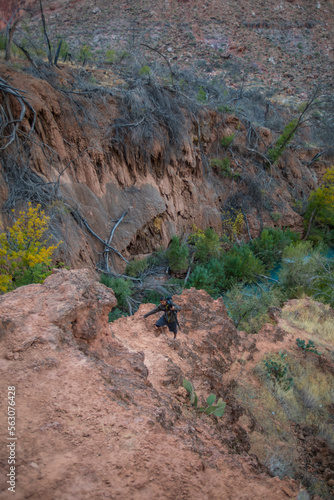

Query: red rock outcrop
[0,271,305,499]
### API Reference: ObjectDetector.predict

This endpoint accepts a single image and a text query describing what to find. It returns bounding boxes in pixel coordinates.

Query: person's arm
[170,303,181,312]
[143,306,161,318]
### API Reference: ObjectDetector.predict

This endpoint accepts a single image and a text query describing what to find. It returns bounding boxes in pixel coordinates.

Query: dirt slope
[0,269,304,500]
[2,269,333,499]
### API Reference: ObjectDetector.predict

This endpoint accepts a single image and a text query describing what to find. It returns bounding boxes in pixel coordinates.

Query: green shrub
[167,236,189,273]
[125,258,148,277]
[191,227,221,263]
[278,241,325,298]
[146,247,168,267]
[196,87,207,103]
[224,283,283,333]
[267,119,298,163]
[210,157,233,177]
[250,228,300,270]
[141,290,162,305]
[305,167,334,244]
[220,133,235,148]
[263,352,293,390]
[108,308,128,322]
[78,44,93,65]
[58,40,69,61]
[223,245,264,286]
[139,65,151,77]
[100,275,134,311]
[105,49,116,64]
[187,264,219,296]
[270,211,282,222]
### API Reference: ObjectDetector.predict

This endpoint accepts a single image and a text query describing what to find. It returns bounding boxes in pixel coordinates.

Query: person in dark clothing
[143,297,181,339]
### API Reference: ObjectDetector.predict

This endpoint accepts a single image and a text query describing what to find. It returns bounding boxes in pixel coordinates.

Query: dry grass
[282,299,334,344]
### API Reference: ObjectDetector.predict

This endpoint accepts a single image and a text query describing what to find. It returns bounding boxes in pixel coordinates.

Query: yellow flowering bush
[0,204,61,293]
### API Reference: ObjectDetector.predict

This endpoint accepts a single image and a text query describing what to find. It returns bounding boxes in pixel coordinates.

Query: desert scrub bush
[282,299,334,343]
[270,211,282,222]
[189,226,221,263]
[278,241,327,298]
[275,355,334,446]
[221,209,244,243]
[100,275,134,314]
[210,157,237,178]
[183,379,226,417]
[220,133,235,148]
[77,44,93,65]
[196,87,207,103]
[263,352,293,390]
[105,49,116,64]
[125,258,148,277]
[0,203,61,293]
[224,283,283,333]
[167,236,189,273]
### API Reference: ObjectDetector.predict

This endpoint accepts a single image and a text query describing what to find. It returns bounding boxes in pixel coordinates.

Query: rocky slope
[0,270,333,498]
[1,0,334,99]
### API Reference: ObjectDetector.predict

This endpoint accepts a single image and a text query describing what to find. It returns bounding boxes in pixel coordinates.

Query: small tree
[0,204,60,293]
[304,167,334,238]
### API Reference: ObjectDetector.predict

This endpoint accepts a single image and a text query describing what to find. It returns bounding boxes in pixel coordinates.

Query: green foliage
[263,352,293,390]
[105,49,116,64]
[78,44,93,65]
[190,227,221,263]
[267,119,298,163]
[100,275,134,312]
[250,228,300,270]
[210,157,234,177]
[223,245,265,286]
[218,104,233,114]
[305,167,334,236]
[224,283,283,333]
[141,289,162,305]
[125,258,148,277]
[0,33,6,51]
[183,379,226,417]
[187,264,220,296]
[196,87,207,103]
[58,40,69,61]
[108,308,128,322]
[0,204,61,293]
[278,241,325,298]
[146,247,168,267]
[167,236,189,273]
[139,65,151,76]
[270,211,282,222]
[296,338,321,355]
[220,133,235,148]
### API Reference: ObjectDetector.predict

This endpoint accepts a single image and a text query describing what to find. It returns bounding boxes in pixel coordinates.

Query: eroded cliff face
[0,63,330,270]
